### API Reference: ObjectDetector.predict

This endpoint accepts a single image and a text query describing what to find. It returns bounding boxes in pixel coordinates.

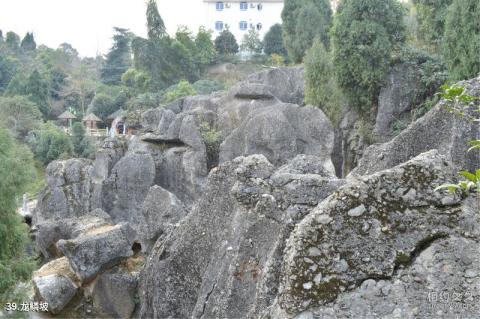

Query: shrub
[199,122,222,170]
[163,80,197,103]
[304,40,346,126]
[28,122,73,165]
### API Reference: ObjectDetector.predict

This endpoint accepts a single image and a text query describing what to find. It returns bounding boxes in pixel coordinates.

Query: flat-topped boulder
[57,223,137,282]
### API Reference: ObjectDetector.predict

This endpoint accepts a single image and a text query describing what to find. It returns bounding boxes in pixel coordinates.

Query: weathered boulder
[91,272,138,318]
[139,185,188,252]
[231,82,276,100]
[220,104,335,171]
[32,257,81,314]
[102,152,156,224]
[34,209,112,259]
[352,76,480,177]
[375,63,423,136]
[276,150,474,316]
[140,154,344,319]
[246,67,305,105]
[34,159,94,224]
[57,223,137,282]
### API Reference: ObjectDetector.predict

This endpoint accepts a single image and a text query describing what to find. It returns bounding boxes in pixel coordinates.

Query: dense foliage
[214,30,239,55]
[101,27,132,85]
[240,29,263,55]
[71,122,95,159]
[332,0,406,111]
[0,96,42,139]
[304,40,345,125]
[443,0,480,81]
[0,128,36,300]
[412,0,453,52]
[29,122,73,165]
[263,24,287,57]
[282,0,332,63]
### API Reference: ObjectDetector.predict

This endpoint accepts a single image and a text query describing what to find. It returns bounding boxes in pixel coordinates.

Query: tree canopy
[214,30,239,55]
[101,27,132,85]
[282,0,332,63]
[263,24,287,57]
[331,0,406,111]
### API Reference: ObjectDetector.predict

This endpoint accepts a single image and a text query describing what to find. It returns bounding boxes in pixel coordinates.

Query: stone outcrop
[139,154,345,319]
[57,223,137,282]
[32,257,81,314]
[140,150,479,319]
[352,76,480,177]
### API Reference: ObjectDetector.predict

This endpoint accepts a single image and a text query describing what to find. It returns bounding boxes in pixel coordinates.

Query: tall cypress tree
[101,27,132,85]
[147,0,166,40]
[443,0,480,81]
[26,70,51,119]
[332,0,406,111]
[20,32,36,51]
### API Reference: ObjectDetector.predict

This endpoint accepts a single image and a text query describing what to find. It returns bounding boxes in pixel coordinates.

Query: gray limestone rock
[91,272,138,318]
[352,76,480,177]
[139,185,188,252]
[57,223,137,282]
[34,209,112,259]
[139,154,344,319]
[277,150,470,315]
[32,257,80,314]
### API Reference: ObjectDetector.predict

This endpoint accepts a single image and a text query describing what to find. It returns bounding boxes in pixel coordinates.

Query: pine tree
[332,0,406,111]
[20,32,36,51]
[5,31,20,52]
[147,0,166,40]
[282,0,332,63]
[443,0,480,81]
[263,24,287,56]
[101,27,132,85]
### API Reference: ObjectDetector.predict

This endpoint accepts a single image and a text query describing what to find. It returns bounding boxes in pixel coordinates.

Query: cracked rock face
[352,76,480,177]
[139,154,344,319]
[275,150,476,316]
[57,223,137,282]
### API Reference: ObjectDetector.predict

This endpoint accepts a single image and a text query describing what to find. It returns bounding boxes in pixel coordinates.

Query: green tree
[147,0,167,40]
[25,69,51,119]
[20,32,36,51]
[282,0,332,63]
[305,40,346,125]
[263,24,287,56]
[240,29,263,54]
[214,29,239,55]
[412,0,453,52]
[332,0,406,111]
[443,0,480,81]
[164,80,197,103]
[29,122,73,165]
[89,93,117,121]
[0,128,36,301]
[4,31,20,52]
[71,122,95,159]
[0,96,42,139]
[121,68,151,94]
[101,27,132,85]
[0,30,3,43]
[195,27,217,68]
[0,55,18,93]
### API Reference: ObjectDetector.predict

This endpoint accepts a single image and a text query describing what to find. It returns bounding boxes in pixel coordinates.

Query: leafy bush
[304,40,346,126]
[28,122,73,165]
[199,122,222,170]
[192,79,225,95]
[214,30,239,55]
[0,128,36,303]
[0,96,42,139]
[71,122,96,159]
[163,80,197,103]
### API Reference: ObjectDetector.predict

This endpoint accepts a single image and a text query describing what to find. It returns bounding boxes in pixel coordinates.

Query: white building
[203,1,284,44]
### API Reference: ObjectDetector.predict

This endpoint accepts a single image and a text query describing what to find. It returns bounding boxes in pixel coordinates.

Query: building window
[239,21,248,30]
[240,2,248,11]
[256,23,263,31]
[216,2,224,11]
[215,21,224,31]
[257,4,263,10]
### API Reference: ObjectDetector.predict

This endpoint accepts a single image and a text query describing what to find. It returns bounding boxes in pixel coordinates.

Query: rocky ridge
[31,68,480,318]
